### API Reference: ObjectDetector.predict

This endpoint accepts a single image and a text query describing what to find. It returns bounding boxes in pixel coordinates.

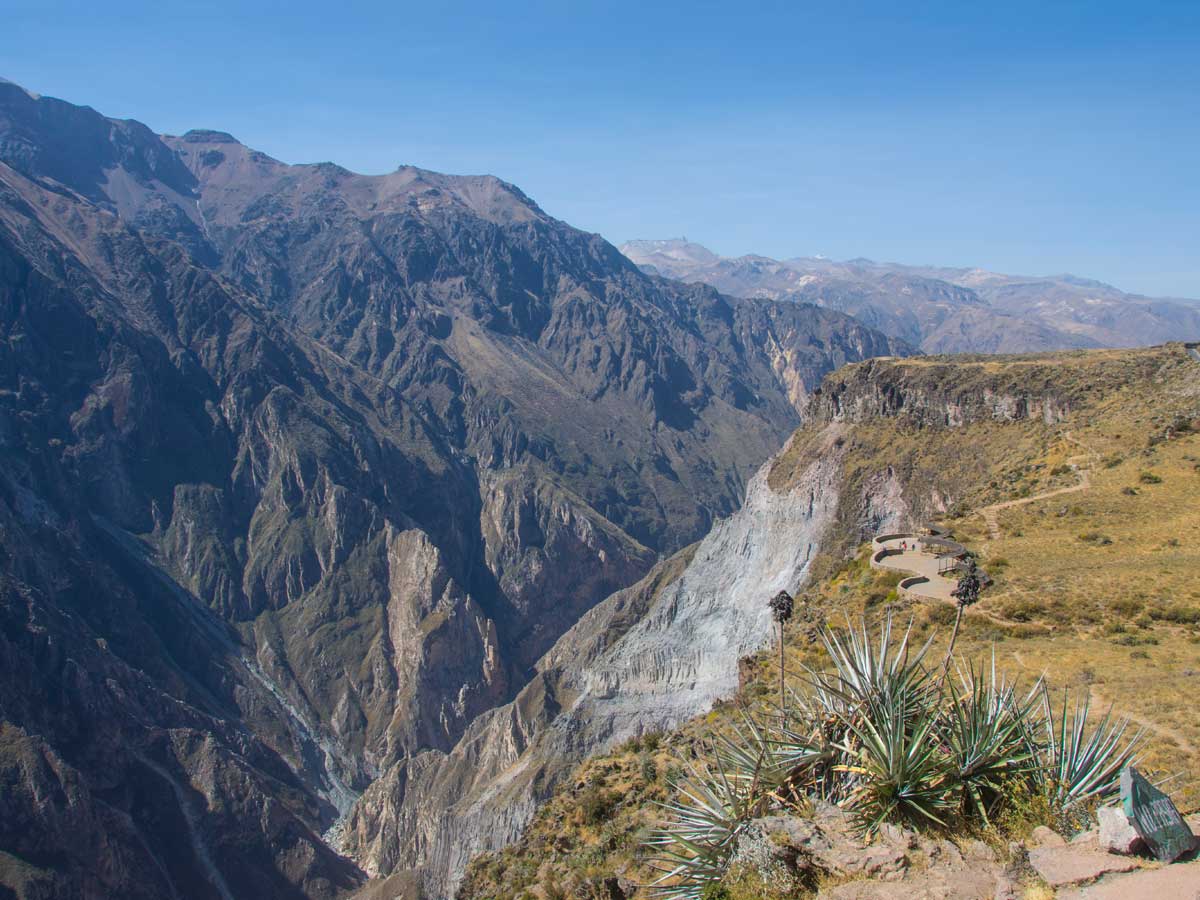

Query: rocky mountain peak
[179,128,241,144]
[622,238,1200,353]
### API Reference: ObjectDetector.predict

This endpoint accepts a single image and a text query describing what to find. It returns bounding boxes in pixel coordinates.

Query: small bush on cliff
[580,787,619,825]
[643,615,1142,899]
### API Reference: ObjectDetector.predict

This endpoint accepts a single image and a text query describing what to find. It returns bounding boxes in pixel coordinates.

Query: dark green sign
[1122,766,1197,862]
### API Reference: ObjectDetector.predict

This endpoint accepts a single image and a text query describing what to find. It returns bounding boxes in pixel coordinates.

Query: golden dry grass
[461,345,1200,895]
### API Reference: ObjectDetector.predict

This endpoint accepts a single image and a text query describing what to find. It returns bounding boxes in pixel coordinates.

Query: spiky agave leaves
[832,662,955,833]
[644,715,785,899]
[942,654,1043,825]
[770,615,935,810]
[769,683,855,804]
[815,614,936,710]
[1036,687,1144,818]
[809,615,953,832]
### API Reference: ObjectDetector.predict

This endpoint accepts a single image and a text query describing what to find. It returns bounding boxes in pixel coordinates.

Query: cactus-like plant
[642,615,1145,897]
[1035,687,1144,819]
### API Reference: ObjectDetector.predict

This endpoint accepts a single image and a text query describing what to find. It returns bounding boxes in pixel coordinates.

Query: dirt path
[977,431,1097,540]
[1090,684,1198,759]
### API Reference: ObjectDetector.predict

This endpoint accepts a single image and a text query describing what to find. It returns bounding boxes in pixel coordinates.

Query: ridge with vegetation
[460,343,1200,899]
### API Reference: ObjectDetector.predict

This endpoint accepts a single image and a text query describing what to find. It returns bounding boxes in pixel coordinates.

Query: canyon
[3,76,1194,900]
[0,78,902,899]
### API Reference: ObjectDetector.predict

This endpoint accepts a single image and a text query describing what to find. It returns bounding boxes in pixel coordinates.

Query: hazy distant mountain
[621,238,1200,352]
[0,79,904,899]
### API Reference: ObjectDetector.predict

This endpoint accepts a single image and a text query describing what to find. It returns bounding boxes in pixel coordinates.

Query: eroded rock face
[810,357,1076,427]
[0,79,906,898]
[341,433,908,897]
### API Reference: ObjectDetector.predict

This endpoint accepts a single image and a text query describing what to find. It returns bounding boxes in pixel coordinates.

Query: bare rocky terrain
[0,79,905,899]
[621,238,1200,353]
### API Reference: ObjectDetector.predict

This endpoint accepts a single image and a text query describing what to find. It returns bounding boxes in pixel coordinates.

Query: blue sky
[5,0,1199,296]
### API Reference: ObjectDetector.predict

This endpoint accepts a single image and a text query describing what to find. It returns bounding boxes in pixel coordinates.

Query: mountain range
[620,238,1200,353]
[0,78,904,899]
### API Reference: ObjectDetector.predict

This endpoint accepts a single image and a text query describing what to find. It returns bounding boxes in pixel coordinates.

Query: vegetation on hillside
[642,616,1139,898]
[460,345,1200,898]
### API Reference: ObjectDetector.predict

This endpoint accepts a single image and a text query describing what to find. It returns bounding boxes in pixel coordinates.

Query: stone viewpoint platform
[870,526,975,603]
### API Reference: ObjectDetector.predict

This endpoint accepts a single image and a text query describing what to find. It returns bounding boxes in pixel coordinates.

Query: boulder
[1030,825,1067,847]
[1028,846,1141,888]
[1098,805,1146,856]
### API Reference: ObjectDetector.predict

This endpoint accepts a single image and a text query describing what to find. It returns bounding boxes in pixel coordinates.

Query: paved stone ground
[1057,860,1200,898]
[873,538,958,601]
[1034,814,1200,899]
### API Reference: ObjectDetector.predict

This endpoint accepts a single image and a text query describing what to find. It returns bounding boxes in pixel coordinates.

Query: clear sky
[4,0,1199,296]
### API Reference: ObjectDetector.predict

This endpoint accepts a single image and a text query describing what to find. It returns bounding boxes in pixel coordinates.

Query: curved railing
[870,524,990,597]
[872,532,916,549]
[870,547,901,566]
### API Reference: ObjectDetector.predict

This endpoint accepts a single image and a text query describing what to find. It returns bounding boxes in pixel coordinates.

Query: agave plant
[941,655,1043,825]
[769,683,855,804]
[778,616,946,831]
[833,671,954,832]
[1035,687,1144,819]
[814,614,935,709]
[644,716,784,899]
[642,614,1146,894]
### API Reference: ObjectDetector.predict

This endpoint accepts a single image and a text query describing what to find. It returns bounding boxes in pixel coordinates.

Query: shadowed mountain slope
[0,79,905,899]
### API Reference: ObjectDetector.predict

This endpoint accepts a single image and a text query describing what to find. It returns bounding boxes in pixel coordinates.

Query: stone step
[1056,859,1200,899]
[1027,845,1141,888]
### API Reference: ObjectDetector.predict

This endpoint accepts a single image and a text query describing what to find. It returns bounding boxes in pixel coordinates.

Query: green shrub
[1139,471,1163,484]
[1111,633,1158,647]
[1109,598,1143,617]
[1003,598,1045,622]
[1151,603,1200,625]
[644,617,1142,898]
[924,603,958,626]
[641,754,659,784]
[580,787,617,825]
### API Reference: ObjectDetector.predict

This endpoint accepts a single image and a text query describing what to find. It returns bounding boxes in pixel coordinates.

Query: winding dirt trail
[977,431,1098,540]
[1011,651,1198,762]
[1089,684,1199,759]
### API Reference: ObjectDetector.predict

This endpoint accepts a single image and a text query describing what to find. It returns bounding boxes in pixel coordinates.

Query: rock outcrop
[341,423,908,897]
